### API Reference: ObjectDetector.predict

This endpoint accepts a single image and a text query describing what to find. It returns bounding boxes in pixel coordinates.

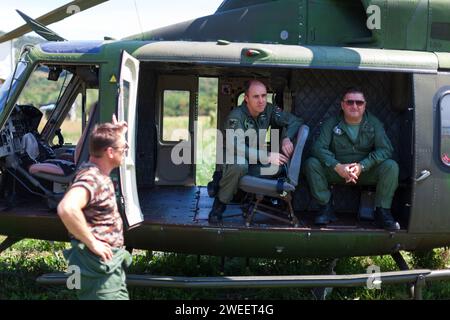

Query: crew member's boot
[209,198,226,223]
[375,208,400,231]
[314,199,337,226]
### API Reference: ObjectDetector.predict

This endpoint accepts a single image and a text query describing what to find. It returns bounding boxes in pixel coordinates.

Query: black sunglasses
[112,142,129,152]
[343,99,365,107]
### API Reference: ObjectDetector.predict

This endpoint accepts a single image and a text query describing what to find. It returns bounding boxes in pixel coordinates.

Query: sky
[0,0,224,40]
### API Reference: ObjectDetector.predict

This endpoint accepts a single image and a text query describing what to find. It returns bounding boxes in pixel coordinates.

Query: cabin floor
[0,186,389,231]
[0,197,54,217]
[138,186,385,230]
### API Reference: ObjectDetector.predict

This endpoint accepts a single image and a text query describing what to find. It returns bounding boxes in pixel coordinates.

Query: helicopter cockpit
[0,61,99,207]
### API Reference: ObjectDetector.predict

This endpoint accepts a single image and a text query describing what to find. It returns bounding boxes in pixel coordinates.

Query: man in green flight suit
[209,80,303,223]
[304,88,400,231]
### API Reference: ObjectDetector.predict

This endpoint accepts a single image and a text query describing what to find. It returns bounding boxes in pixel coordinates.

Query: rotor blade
[16,10,66,42]
[0,0,109,44]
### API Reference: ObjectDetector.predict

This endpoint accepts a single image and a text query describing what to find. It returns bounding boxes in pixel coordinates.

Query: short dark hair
[342,87,365,101]
[89,123,123,158]
[244,79,267,95]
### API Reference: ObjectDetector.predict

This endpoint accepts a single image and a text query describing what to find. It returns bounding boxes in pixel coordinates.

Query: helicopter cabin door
[409,73,450,233]
[155,75,198,186]
[117,51,144,228]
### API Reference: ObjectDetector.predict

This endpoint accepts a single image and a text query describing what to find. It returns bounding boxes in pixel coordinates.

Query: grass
[1,235,450,300]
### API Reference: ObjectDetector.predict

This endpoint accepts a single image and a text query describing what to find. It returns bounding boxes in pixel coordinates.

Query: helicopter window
[16,64,73,133]
[0,59,28,113]
[441,94,450,167]
[198,77,219,185]
[53,88,99,146]
[162,90,190,142]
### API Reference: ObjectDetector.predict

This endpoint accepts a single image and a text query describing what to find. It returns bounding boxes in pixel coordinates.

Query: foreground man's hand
[112,114,128,134]
[88,239,113,262]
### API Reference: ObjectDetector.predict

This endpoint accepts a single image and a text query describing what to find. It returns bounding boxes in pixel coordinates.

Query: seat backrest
[21,132,40,160]
[74,102,99,164]
[287,125,309,187]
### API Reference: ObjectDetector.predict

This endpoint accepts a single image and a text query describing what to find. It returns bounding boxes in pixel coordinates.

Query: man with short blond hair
[58,115,131,300]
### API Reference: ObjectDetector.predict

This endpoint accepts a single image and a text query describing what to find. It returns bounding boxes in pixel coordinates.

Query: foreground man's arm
[57,187,113,261]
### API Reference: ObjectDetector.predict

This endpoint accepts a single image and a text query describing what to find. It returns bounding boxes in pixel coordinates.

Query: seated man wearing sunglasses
[304,88,400,231]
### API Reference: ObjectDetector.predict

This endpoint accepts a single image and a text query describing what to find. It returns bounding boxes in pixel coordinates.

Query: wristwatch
[359,163,365,172]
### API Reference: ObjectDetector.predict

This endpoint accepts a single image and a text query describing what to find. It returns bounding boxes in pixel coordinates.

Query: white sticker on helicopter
[366,5,381,30]
[280,30,289,41]
[66,5,81,16]
[366,265,382,290]
[66,265,81,290]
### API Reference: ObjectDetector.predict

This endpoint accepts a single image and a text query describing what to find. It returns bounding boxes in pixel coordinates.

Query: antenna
[134,0,144,40]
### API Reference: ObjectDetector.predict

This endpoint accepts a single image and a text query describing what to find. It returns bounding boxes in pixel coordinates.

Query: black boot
[209,198,226,223]
[375,208,400,231]
[315,200,337,226]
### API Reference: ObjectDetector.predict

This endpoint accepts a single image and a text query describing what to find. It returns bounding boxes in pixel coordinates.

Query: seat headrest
[287,125,309,187]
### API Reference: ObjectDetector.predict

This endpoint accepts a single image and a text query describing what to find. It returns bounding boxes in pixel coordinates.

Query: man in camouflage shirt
[58,115,131,300]
[209,80,303,222]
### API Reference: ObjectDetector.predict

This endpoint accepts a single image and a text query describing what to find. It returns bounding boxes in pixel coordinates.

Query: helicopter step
[36,268,450,300]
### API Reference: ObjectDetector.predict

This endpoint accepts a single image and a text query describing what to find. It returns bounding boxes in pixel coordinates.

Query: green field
[1,235,450,300]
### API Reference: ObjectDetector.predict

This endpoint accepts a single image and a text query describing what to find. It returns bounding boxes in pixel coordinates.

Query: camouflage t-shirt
[69,162,124,248]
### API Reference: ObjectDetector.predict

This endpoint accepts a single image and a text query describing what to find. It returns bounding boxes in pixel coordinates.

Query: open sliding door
[117,51,144,228]
[410,73,450,233]
[155,75,198,186]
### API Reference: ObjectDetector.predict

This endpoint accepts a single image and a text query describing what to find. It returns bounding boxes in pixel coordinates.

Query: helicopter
[1,0,450,296]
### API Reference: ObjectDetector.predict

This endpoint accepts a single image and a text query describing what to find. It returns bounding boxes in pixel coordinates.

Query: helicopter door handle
[414,170,431,182]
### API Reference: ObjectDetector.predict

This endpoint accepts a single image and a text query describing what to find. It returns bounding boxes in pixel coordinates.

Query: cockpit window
[16,65,73,133]
[0,59,28,114]
[440,94,450,167]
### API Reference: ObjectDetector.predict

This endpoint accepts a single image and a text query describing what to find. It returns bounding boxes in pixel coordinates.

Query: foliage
[1,236,450,300]
[0,31,44,61]
[12,34,44,53]
[410,248,450,270]
[18,67,68,108]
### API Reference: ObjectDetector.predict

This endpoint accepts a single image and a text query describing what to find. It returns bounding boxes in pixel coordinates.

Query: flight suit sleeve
[270,105,303,141]
[311,118,340,169]
[224,113,262,164]
[359,121,393,172]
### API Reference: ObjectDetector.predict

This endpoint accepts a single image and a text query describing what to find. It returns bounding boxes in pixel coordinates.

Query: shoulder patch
[274,106,283,118]
[333,126,343,136]
[244,118,255,130]
[228,118,239,129]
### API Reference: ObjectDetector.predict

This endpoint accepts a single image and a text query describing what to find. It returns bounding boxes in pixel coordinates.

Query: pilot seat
[239,125,309,227]
[28,103,98,189]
